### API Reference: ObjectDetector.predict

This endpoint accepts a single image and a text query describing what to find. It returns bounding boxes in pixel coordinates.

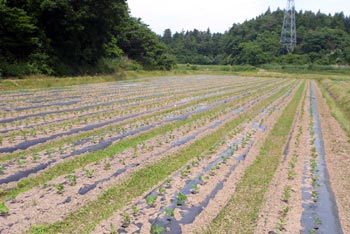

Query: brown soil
[255,82,309,234]
[313,81,350,234]
[92,81,298,234]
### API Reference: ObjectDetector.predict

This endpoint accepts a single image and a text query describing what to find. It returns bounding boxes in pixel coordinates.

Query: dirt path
[314,81,350,234]
[255,82,308,234]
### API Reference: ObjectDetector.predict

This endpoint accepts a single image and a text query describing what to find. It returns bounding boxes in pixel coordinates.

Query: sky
[127,0,350,35]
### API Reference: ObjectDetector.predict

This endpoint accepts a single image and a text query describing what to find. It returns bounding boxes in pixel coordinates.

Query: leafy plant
[53,184,65,194]
[191,184,199,194]
[165,208,175,220]
[0,166,5,175]
[146,195,157,207]
[0,203,9,216]
[104,162,112,170]
[282,186,292,203]
[110,223,116,234]
[66,175,77,186]
[131,205,138,216]
[151,224,164,234]
[84,169,95,178]
[176,192,187,206]
[158,186,166,195]
[121,213,131,228]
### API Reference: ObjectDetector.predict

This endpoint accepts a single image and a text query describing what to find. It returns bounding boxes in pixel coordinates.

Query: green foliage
[162,9,350,66]
[0,0,175,77]
[0,202,9,215]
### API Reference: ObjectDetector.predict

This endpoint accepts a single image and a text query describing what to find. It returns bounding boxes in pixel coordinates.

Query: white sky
[127,0,350,35]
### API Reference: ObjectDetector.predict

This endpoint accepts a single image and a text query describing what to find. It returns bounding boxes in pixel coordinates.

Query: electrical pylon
[281,0,297,53]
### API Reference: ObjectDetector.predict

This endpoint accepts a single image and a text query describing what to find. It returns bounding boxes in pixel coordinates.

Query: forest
[161,8,350,66]
[0,0,175,77]
[1,1,350,77]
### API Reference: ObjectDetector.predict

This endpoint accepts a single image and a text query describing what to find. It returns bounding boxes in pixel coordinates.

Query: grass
[29,81,293,234]
[0,82,281,203]
[317,80,350,137]
[204,81,304,234]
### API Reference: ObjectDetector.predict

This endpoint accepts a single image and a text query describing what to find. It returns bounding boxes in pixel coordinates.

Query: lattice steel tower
[281,0,297,53]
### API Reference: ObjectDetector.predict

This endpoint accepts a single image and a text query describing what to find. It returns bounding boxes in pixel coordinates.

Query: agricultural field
[0,75,349,234]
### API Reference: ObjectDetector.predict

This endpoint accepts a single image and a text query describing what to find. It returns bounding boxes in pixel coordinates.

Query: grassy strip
[29,81,295,234]
[0,70,198,91]
[1,79,274,163]
[204,81,304,234]
[0,82,285,202]
[316,80,350,137]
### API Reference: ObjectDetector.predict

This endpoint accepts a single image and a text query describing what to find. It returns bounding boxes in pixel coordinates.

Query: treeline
[0,0,175,77]
[161,8,350,66]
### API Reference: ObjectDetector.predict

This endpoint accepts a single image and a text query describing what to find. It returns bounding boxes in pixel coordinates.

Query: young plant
[282,186,292,203]
[191,184,199,194]
[0,203,9,216]
[104,162,112,170]
[110,223,116,234]
[121,213,131,228]
[66,175,77,186]
[165,178,173,188]
[164,208,175,221]
[0,166,5,175]
[53,184,65,194]
[158,186,166,195]
[146,195,157,208]
[84,169,95,178]
[131,205,138,216]
[176,192,187,206]
[151,224,165,234]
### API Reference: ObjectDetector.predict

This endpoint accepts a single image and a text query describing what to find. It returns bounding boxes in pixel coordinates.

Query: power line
[281,0,297,53]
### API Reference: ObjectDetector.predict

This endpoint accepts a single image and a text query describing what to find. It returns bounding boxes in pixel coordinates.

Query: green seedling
[282,206,290,217]
[165,208,175,220]
[84,169,95,178]
[151,224,165,234]
[158,186,166,195]
[66,175,77,186]
[0,203,9,216]
[146,195,157,208]
[0,166,5,174]
[282,186,292,203]
[165,178,173,188]
[288,170,297,180]
[53,184,65,194]
[176,192,187,206]
[276,216,287,231]
[311,190,319,202]
[104,162,112,170]
[131,205,138,216]
[32,154,40,161]
[191,184,199,194]
[110,223,116,234]
[121,213,131,228]
[314,217,322,226]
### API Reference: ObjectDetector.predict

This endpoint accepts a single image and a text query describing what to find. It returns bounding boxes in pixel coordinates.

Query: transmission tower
[281,0,297,53]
